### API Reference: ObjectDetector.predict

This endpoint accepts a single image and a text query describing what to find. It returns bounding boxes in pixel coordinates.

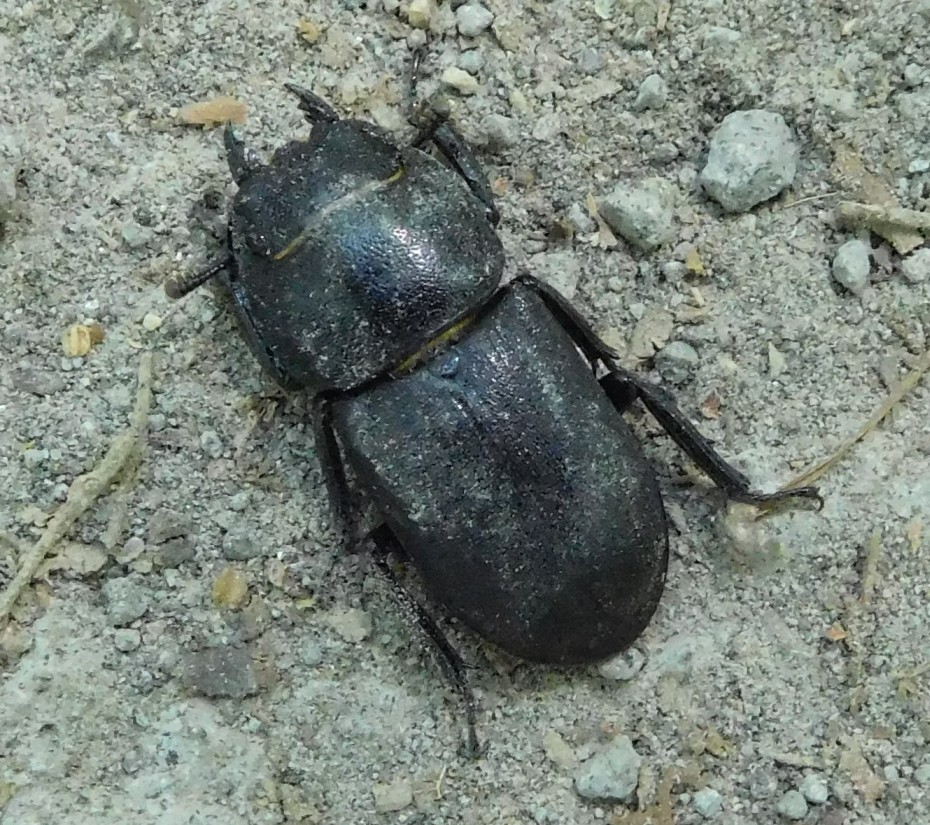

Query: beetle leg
[283,83,340,124]
[223,124,265,184]
[511,275,823,509]
[313,395,359,541]
[369,526,484,759]
[412,118,501,227]
[164,253,232,299]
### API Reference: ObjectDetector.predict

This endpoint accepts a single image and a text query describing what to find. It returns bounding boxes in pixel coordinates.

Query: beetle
[167,85,821,754]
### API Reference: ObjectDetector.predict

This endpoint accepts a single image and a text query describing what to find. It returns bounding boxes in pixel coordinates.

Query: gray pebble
[481,113,519,151]
[154,537,196,568]
[229,491,250,512]
[702,26,742,49]
[222,527,262,561]
[655,341,699,384]
[578,47,604,75]
[455,3,494,37]
[200,429,223,458]
[662,261,687,283]
[832,239,871,294]
[147,509,191,545]
[633,74,668,111]
[567,202,596,234]
[599,177,677,251]
[328,608,372,643]
[457,49,484,75]
[597,648,645,681]
[776,790,808,820]
[23,448,48,468]
[574,735,642,801]
[914,761,930,786]
[373,779,413,813]
[113,628,142,652]
[9,369,65,396]
[534,250,581,300]
[301,641,324,667]
[182,645,259,699]
[121,221,154,250]
[799,774,829,804]
[699,110,798,212]
[815,87,859,121]
[102,577,153,626]
[901,247,930,284]
[694,788,723,818]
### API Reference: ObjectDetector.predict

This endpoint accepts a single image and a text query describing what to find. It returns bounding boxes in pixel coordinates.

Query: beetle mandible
[167,84,821,755]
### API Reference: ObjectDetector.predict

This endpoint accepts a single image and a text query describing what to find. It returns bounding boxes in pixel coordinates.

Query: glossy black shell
[333,285,670,664]
[223,119,504,392]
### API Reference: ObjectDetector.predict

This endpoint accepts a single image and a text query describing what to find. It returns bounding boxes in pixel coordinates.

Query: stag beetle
[167,85,821,755]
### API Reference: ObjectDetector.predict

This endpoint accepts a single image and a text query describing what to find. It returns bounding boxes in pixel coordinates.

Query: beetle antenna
[164,255,231,300]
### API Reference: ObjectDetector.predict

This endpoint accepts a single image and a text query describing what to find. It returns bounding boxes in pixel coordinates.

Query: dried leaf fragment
[178,96,248,127]
[213,566,249,609]
[296,19,323,43]
[684,247,705,275]
[62,323,104,357]
[825,623,848,642]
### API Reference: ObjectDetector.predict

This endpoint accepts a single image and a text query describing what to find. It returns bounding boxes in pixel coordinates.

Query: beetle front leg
[369,525,484,759]
[312,395,359,541]
[223,125,265,185]
[284,83,340,124]
[511,274,822,509]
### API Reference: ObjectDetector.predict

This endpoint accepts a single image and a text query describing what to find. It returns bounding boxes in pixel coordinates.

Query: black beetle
[167,86,821,754]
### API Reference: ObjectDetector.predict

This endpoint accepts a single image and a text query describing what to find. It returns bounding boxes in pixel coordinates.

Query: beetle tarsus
[370,532,483,759]
[164,255,231,299]
[284,82,340,124]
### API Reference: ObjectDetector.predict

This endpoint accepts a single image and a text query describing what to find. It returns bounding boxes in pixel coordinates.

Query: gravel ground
[2,1,929,823]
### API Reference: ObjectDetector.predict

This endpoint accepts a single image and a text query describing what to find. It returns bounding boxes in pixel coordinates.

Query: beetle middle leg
[368,524,483,758]
[511,275,823,509]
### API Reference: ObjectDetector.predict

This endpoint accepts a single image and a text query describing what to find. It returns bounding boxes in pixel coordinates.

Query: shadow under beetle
[167,85,821,756]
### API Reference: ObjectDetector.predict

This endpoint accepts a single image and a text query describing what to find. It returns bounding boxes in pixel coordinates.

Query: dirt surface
[1,1,929,823]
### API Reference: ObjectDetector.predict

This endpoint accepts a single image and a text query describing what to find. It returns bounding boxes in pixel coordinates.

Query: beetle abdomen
[334,286,669,664]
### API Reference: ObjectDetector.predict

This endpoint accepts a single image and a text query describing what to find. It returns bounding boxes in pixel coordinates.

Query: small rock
[534,250,581,300]
[113,628,141,652]
[229,491,250,512]
[440,66,480,94]
[373,779,413,813]
[598,648,645,681]
[799,773,829,804]
[599,178,677,251]
[301,640,324,666]
[457,50,484,75]
[154,537,196,568]
[141,312,162,332]
[815,87,859,121]
[776,790,808,820]
[629,308,674,360]
[702,26,742,49]
[567,202,596,234]
[122,221,154,250]
[909,157,930,174]
[481,113,519,151]
[694,788,723,818]
[633,74,668,111]
[102,577,153,626]
[213,567,250,609]
[200,429,223,458]
[543,730,578,769]
[901,247,930,284]
[832,239,871,294]
[222,526,262,561]
[655,341,699,384]
[455,2,493,37]
[406,0,435,29]
[767,342,787,377]
[147,509,191,545]
[22,448,48,468]
[328,608,372,643]
[914,761,930,787]
[9,369,66,396]
[574,735,642,801]
[578,47,604,75]
[182,645,258,699]
[699,110,798,213]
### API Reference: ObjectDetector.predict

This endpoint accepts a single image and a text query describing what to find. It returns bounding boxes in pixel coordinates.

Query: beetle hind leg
[511,274,823,510]
[370,526,484,758]
[284,83,340,124]
[164,253,232,299]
